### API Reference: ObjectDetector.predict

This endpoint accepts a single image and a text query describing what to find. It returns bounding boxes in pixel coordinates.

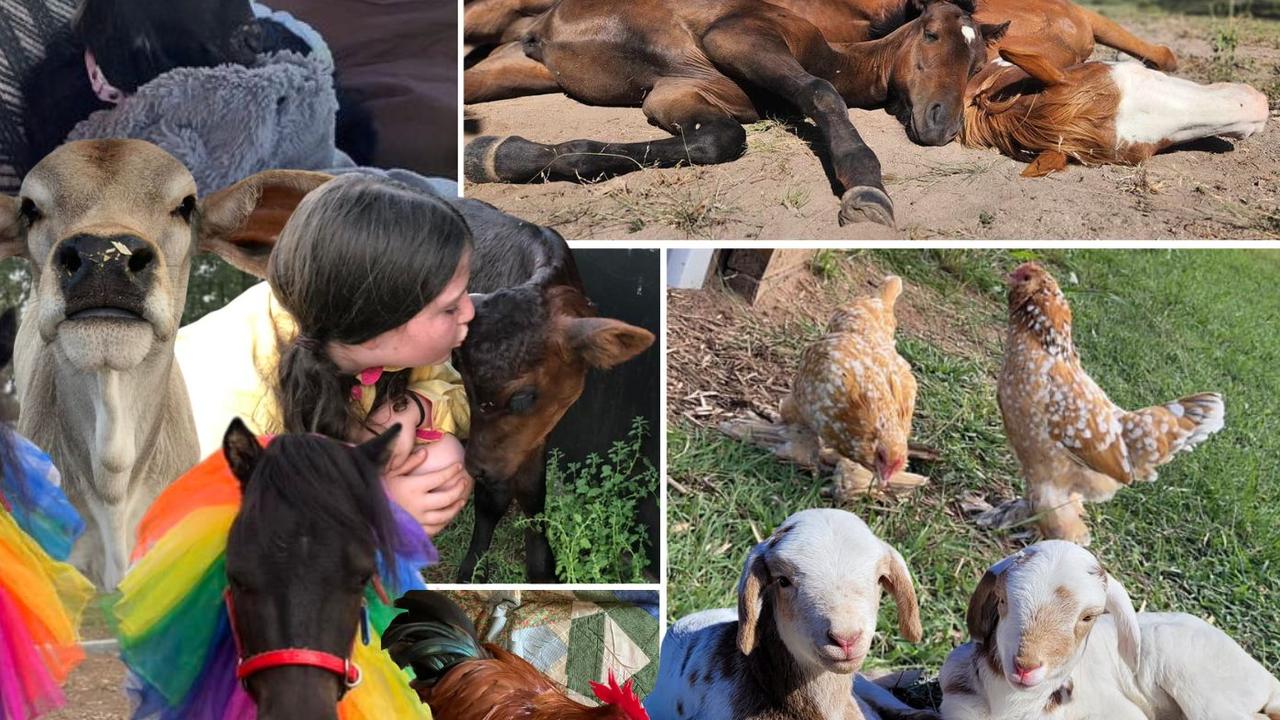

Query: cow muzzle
[56,233,155,322]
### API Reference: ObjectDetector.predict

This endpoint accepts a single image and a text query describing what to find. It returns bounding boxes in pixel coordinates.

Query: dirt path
[463,8,1280,240]
[47,653,129,720]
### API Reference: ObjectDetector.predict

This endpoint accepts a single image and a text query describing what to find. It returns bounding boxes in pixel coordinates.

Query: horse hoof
[464,135,511,183]
[838,186,895,228]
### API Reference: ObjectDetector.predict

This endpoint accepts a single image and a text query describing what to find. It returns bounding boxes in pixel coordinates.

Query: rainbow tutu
[113,442,434,720]
[0,432,94,720]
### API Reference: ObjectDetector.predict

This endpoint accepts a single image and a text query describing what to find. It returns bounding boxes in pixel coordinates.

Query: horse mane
[236,433,402,573]
[961,65,1125,166]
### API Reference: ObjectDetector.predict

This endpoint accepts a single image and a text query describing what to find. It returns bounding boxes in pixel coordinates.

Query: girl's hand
[383,449,473,536]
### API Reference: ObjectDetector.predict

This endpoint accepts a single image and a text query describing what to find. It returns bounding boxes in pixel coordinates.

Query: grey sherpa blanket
[67,6,353,194]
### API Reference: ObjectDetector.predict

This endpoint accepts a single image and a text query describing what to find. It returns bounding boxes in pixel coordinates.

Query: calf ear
[1000,47,1066,86]
[0,196,24,260]
[1103,571,1141,672]
[566,318,655,369]
[223,418,264,488]
[198,170,332,278]
[879,543,923,642]
[736,546,771,656]
[980,21,1010,45]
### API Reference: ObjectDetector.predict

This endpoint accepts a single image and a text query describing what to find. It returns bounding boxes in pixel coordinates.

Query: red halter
[223,575,391,697]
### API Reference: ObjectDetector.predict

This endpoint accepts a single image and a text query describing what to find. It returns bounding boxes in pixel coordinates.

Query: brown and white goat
[645,509,926,720]
[940,540,1280,720]
[963,48,1270,176]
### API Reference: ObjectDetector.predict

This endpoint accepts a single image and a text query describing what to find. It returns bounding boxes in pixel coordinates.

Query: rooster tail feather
[383,591,487,685]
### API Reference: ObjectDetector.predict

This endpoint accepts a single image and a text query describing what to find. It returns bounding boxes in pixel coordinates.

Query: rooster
[998,262,1225,544]
[383,591,651,720]
[776,275,922,500]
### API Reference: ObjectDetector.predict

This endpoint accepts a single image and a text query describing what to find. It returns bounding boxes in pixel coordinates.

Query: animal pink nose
[827,630,862,655]
[1013,661,1043,679]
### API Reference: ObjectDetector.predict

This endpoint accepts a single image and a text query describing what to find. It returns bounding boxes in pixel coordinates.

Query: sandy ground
[47,652,130,720]
[464,9,1280,240]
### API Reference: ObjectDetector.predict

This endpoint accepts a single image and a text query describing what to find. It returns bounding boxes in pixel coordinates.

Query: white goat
[940,540,1280,720]
[645,509,932,720]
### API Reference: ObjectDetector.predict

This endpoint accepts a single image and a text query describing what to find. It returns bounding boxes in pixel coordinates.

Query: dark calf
[453,205,655,582]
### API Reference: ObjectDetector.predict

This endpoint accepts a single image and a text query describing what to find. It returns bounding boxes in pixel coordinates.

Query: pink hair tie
[351,366,385,400]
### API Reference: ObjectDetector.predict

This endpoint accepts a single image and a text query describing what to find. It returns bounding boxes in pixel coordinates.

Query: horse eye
[924,30,939,42]
[19,198,41,224]
[777,576,793,588]
[508,390,537,414]
[173,195,196,222]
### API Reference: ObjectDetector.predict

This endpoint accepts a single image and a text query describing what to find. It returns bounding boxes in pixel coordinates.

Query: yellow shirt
[176,282,469,459]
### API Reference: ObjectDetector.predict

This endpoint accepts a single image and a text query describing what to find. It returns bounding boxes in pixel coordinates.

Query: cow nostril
[58,245,82,274]
[127,247,155,274]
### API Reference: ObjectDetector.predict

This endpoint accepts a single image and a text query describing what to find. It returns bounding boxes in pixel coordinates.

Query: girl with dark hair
[178,172,474,536]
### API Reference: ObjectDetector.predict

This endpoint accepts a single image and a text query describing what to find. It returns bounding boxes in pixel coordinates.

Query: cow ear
[223,418,264,488]
[565,317,655,369]
[198,170,332,278]
[0,196,25,260]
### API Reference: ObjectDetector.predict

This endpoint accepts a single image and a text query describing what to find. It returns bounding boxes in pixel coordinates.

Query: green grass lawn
[667,249,1280,672]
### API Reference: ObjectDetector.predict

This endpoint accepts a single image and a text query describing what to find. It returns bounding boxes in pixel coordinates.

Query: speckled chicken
[779,275,919,499]
[998,262,1225,544]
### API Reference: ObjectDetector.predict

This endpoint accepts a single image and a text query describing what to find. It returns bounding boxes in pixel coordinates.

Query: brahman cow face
[0,139,330,374]
[4,140,199,372]
[456,284,654,484]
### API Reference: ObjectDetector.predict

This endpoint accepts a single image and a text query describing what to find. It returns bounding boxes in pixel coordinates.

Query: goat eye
[18,198,41,224]
[173,195,196,222]
[777,576,792,588]
[508,390,537,414]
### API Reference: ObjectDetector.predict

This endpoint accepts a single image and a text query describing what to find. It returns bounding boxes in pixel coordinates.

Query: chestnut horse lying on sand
[468,0,1268,182]
[465,0,1007,227]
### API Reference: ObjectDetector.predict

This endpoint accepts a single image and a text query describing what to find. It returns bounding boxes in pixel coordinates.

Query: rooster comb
[590,670,650,720]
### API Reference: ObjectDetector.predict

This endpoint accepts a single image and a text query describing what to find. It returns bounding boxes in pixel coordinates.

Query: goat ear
[1000,47,1066,86]
[357,423,402,469]
[736,547,771,656]
[0,196,24,260]
[1104,571,1141,672]
[198,170,332,278]
[879,543,923,642]
[966,556,1016,645]
[980,21,1011,46]
[223,418,264,487]
[565,317,655,369]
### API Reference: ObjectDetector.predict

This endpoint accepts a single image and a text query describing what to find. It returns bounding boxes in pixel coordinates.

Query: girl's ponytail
[275,333,357,440]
